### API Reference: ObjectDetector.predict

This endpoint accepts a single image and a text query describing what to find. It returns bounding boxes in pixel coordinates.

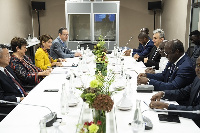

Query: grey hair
[0,48,3,58]
[153,29,165,39]
[0,44,8,58]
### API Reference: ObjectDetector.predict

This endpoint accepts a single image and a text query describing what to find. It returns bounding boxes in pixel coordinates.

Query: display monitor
[94,14,116,22]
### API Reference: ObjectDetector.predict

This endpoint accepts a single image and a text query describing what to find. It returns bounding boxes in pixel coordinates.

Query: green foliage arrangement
[93,35,108,76]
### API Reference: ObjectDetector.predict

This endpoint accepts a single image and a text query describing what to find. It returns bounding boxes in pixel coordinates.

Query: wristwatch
[147,78,150,84]
[160,91,165,98]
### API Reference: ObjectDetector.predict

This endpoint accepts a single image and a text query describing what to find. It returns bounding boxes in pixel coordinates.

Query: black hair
[189,30,200,36]
[138,32,148,39]
[140,28,149,34]
[171,39,184,53]
[58,27,67,35]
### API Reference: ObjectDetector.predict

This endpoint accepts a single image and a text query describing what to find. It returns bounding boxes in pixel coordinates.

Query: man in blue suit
[133,32,154,59]
[137,29,165,70]
[50,27,81,59]
[137,39,196,91]
[149,56,200,127]
[0,44,26,121]
[132,28,152,55]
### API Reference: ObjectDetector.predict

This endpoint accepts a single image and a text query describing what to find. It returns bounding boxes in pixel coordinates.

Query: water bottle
[131,100,145,133]
[39,118,47,133]
[28,34,31,42]
[60,84,69,115]
[52,122,63,133]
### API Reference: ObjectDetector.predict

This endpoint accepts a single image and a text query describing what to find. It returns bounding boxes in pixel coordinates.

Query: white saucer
[116,94,133,111]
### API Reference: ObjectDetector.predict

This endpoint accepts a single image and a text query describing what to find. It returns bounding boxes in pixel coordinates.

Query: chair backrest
[186,45,194,57]
[80,43,96,50]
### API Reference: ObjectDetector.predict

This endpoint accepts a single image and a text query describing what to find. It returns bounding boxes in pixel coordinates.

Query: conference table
[0,54,199,133]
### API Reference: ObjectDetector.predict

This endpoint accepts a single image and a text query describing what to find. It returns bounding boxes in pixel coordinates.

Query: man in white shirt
[145,40,169,74]
[0,44,26,121]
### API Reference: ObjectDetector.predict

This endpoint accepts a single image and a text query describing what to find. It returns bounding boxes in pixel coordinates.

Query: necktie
[167,64,175,82]
[4,68,27,96]
[170,64,175,75]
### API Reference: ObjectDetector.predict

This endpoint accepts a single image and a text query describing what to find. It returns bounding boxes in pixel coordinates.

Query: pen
[143,101,149,107]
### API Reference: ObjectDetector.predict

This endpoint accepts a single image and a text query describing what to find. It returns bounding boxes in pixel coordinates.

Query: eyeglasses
[164,51,173,56]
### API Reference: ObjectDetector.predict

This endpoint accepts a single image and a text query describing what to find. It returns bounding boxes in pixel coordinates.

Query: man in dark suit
[137,39,196,91]
[0,44,26,121]
[133,32,154,59]
[50,27,81,59]
[189,30,200,66]
[149,56,200,127]
[131,28,151,55]
[137,29,165,69]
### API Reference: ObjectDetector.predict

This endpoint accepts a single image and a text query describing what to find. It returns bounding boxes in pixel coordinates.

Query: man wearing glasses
[50,27,81,59]
[137,39,196,91]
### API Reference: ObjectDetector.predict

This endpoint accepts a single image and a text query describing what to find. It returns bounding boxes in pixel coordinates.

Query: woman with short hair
[10,37,51,90]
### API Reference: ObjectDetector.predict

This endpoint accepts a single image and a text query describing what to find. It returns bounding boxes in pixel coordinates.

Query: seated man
[137,29,165,70]
[188,30,200,66]
[0,44,26,121]
[50,27,81,59]
[137,39,196,91]
[149,56,200,127]
[145,40,169,74]
[132,28,152,56]
[133,32,154,58]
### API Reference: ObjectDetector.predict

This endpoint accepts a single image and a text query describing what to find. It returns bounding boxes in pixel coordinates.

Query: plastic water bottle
[39,118,47,133]
[60,84,69,115]
[131,100,145,133]
[28,34,31,42]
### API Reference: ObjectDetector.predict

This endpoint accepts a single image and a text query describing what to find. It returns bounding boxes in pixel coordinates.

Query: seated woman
[10,37,51,90]
[35,34,63,70]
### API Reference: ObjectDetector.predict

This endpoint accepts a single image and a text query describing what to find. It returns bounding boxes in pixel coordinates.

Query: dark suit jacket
[132,43,144,53]
[0,66,24,118]
[50,36,74,59]
[133,37,152,53]
[146,54,196,91]
[137,46,161,69]
[132,39,154,57]
[190,45,200,67]
[164,76,200,127]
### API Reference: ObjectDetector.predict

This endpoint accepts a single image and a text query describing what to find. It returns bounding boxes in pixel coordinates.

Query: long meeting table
[0,55,199,133]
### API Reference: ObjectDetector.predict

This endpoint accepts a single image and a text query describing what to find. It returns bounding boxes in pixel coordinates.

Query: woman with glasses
[10,37,51,91]
[35,34,63,70]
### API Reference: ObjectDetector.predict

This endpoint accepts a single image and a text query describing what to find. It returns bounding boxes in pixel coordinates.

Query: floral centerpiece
[79,70,115,133]
[93,35,108,76]
[78,35,115,133]
[77,121,101,133]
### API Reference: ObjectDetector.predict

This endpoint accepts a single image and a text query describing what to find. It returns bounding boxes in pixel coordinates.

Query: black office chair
[80,43,96,50]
